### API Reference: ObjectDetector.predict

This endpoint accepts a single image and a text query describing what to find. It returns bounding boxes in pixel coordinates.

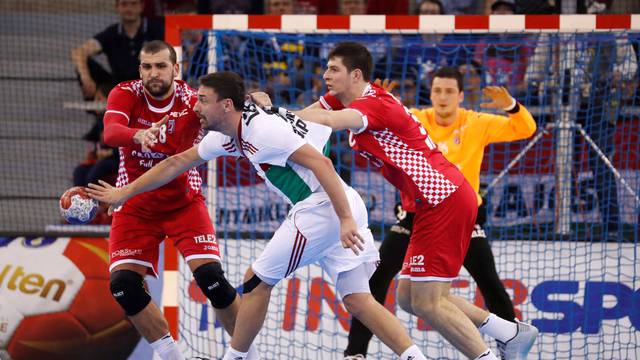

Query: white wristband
[503,97,517,112]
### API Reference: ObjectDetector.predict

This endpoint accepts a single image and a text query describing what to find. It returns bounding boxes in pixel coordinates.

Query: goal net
[167,14,640,359]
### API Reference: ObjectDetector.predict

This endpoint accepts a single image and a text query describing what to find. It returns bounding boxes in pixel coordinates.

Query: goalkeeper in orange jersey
[343,66,538,360]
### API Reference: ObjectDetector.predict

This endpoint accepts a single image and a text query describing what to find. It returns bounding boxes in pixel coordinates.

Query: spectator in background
[608,0,640,14]
[418,0,445,14]
[458,60,483,109]
[366,0,409,14]
[514,0,557,14]
[73,82,119,188]
[196,0,262,13]
[297,0,339,14]
[266,0,295,14]
[489,0,516,13]
[473,0,532,96]
[144,0,197,17]
[441,0,480,14]
[264,0,340,14]
[70,0,163,100]
[340,0,367,14]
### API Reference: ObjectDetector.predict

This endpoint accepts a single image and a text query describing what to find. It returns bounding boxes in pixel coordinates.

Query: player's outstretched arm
[86,146,206,207]
[479,86,537,142]
[293,108,364,132]
[249,91,323,111]
[288,144,365,255]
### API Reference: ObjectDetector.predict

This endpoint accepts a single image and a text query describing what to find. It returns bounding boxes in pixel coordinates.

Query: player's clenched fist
[133,115,168,152]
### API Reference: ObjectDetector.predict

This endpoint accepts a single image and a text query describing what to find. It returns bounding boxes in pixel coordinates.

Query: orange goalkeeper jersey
[410,105,537,205]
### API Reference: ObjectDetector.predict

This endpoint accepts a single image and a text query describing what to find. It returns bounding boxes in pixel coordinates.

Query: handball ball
[59,187,98,224]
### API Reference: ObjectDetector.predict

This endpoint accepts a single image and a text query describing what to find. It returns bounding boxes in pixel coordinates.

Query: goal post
[164,14,640,359]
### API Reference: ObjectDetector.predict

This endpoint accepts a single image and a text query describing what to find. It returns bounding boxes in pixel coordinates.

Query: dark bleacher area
[0,2,117,234]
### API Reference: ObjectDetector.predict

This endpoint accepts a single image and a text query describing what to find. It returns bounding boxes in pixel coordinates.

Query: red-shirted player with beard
[252,42,536,360]
[93,40,259,360]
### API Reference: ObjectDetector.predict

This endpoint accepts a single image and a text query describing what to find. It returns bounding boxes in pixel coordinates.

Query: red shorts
[109,198,219,276]
[400,180,477,281]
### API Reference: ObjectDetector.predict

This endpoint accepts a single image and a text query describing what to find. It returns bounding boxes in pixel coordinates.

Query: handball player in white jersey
[88,71,427,360]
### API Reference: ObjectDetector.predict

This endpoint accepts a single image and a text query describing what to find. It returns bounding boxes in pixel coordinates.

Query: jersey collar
[144,82,175,113]
[362,83,372,96]
[235,118,246,158]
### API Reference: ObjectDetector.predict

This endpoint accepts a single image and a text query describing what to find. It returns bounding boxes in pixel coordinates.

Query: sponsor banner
[210,170,639,233]
[0,237,139,359]
[179,239,639,359]
[481,170,639,226]
[211,170,398,234]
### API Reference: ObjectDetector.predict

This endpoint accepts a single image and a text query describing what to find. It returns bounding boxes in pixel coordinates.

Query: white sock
[474,348,499,360]
[400,344,427,360]
[246,343,261,360]
[478,313,517,342]
[149,333,185,360]
[222,346,248,360]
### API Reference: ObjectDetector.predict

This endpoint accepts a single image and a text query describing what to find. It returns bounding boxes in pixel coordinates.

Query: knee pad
[242,274,263,294]
[110,270,151,316]
[193,262,236,309]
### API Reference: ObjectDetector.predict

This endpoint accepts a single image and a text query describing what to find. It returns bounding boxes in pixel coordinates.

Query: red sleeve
[319,92,344,110]
[103,86,138,147]
[400,191,416,213]
[348,97,387,132]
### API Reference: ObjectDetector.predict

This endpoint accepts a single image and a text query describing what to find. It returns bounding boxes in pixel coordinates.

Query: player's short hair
[328,42,373,82]
[198,71,246,111]
[431,66,464,92]
[140,40,177,64]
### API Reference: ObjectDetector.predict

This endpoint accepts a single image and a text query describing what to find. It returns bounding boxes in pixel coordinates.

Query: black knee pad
[110,270,151,316]
[242,274,263,294]
[193,262,236,309]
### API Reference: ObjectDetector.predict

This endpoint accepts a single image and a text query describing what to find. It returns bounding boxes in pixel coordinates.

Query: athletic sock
[222,346,248,360]
[149,333,185,360]
[474,349,499,360]
[478,313,518,342]
[400,344,427,360]
[246,343,261,360]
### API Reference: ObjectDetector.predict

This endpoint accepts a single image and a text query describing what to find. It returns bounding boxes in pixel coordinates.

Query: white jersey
[200,103,380,288]
[198,102,335,205]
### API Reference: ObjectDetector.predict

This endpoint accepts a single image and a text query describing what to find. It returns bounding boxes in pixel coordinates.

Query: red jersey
[103,79,203,215]
[347,83,465,208]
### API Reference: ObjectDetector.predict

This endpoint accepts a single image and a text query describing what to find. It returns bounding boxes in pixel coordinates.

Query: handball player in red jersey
[89,40,259,360]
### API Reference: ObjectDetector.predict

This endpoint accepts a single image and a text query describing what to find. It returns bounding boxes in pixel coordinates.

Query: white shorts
[252,187,379,287]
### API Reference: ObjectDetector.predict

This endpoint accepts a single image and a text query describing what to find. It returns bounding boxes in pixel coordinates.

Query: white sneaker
[496,321,538,360]
[344,355,366,360]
